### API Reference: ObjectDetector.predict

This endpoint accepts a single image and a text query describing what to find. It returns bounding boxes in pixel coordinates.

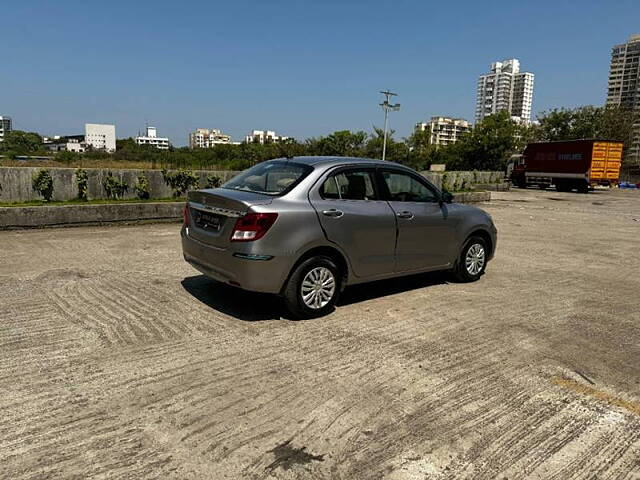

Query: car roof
[267,156,409,169]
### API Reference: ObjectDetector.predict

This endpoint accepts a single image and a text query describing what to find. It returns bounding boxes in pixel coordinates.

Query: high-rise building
[244,130,289,144]
[415,116,472,147]
[188,128,235,148]
[0,115,12,142]
[85,123,116,152]
[135,126,170,150]
[607,34,640,164]
[475,59,534,124]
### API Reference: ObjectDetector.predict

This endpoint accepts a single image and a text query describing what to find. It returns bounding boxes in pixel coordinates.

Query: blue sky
[2,0,639,146]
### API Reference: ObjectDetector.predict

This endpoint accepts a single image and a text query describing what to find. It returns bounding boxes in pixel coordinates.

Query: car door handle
[397,211,414,219]
[322,209,344,218]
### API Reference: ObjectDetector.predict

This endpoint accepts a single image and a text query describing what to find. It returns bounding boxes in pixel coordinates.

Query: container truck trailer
[510,139,623,193]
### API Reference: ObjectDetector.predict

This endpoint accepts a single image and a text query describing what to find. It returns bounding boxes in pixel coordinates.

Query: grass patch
[0,197,181,208]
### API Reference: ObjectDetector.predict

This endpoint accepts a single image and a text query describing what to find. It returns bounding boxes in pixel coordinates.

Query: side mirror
[440,191,453,204]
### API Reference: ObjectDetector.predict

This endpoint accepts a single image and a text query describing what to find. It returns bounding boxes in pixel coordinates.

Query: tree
[535,105,636,145]
[446,111,522,171]
[0,130,43,154]
[404,127,437,170]
[306,130,368,157]
[363,127,409,164]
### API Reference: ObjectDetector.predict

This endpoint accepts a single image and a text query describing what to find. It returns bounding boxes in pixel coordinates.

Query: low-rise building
[0,115,12,142]
[415,116,472,147]
[189,128,235,148]
[85,123,116,152]
[244,130,289,144]
[44,138,87,153]
[135,126,170,150]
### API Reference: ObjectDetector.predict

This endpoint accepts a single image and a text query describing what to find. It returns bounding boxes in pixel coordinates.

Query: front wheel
[450,236,488,282]
[283,256,341,319]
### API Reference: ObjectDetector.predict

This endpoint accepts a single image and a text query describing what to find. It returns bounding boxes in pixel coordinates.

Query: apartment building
[135,126,170,150]
[85,123,116,152]
[0,115,12,142]
[607,34,640,163]
[244,130,289,144]
[415,116,472,147]
[475,59,535,124]
[188,128,235,148]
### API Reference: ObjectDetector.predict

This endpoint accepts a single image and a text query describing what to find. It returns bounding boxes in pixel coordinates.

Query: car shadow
[337,271,449,306]
[182,270,450,321]
[181,275,285,321]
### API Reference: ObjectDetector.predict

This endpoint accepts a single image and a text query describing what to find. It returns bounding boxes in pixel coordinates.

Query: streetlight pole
[379,90,400,161]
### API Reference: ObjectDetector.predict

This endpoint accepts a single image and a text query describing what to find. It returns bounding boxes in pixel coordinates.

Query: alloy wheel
[465,244,485,276]
[301,267,336,309]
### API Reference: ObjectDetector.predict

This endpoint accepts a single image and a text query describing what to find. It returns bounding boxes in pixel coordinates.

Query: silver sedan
[181,157,497,318]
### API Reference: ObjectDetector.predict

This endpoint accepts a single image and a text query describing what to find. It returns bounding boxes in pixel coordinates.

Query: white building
[135,126,170,150]
[44,138,86,153]
[244,130,289,144]
[415,116,472,147]
[475,59,534,124]
[188,128,236,148]
[85,123,116,152]
[607,34,640,164]
[0,115,12,142]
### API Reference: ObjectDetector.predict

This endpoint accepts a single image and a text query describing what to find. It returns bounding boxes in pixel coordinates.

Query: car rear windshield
[221,161,312,196]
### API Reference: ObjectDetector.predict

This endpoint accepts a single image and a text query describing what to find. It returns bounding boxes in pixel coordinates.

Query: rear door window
[320,170,377,200]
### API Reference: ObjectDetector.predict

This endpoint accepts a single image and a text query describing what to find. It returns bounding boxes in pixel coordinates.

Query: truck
[510,139,623,193]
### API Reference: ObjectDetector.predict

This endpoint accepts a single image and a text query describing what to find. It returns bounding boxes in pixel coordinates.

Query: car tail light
[183,204,190,226]
[231,213,278,242]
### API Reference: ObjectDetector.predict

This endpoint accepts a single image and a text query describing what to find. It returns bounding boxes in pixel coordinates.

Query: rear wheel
[451,236,487,283]
[283,256,341,319]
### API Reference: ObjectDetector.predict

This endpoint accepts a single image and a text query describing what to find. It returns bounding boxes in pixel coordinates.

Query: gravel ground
[1,188,639,479]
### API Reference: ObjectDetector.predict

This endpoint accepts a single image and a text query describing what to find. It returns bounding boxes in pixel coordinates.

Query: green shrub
[76,168,88,201]
[204,173,222,189]
[32,169,54,202]
[134,173,150,200]
[103,171,128,199]
[442,172,452,192]
[162,169,199,197]
[56,151,78,164]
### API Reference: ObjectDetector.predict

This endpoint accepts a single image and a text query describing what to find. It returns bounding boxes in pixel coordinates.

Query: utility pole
[379,90,400,161]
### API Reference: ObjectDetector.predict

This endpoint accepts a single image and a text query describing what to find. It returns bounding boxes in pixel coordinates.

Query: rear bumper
[181,228,292,294]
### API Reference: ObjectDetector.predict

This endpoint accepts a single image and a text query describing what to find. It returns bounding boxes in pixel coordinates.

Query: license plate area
[193,209,224,231]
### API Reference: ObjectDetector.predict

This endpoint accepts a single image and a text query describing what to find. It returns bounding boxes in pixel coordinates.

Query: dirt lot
[1,188,639,479]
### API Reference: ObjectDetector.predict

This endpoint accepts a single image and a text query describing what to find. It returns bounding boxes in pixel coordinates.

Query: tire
[450,236,488,283]
[283,256,341,319]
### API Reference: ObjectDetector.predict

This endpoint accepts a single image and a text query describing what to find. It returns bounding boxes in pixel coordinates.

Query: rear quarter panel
[248,197,335,290]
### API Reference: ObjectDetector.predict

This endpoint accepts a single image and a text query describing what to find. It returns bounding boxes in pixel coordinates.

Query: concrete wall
[0,167,239,203]
[0,166,504,204]
[0,202,184,229]
[0,191,490,230]
[421,171,506,191]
